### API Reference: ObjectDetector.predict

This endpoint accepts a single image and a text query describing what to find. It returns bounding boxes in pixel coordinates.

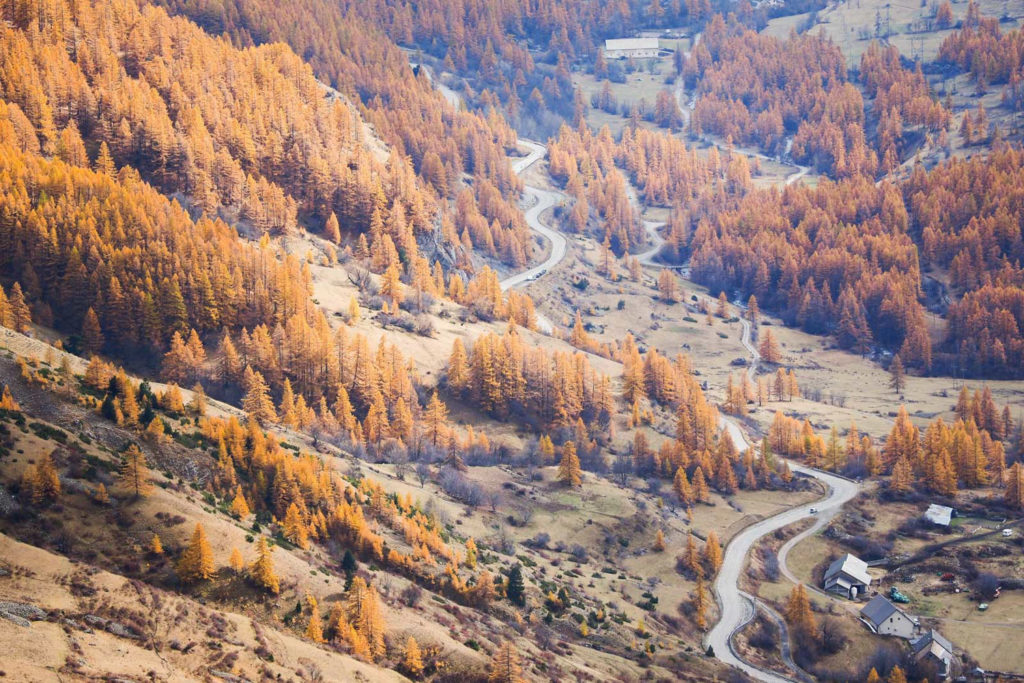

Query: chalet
[603,38,662,59]
[924,504,954,527]
[859,595,917,639]
[823,553,871,599]
[910,629,955,678]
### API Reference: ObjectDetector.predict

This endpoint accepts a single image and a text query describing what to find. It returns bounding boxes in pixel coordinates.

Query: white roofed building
[823,553,872,599]
[604,38,662,59]
[924,504,954,526]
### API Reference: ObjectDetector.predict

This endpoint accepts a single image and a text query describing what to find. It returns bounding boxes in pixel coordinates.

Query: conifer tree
[716,291,729,317]
[488,641,523,683]
[29,452,61,505]
[692,466,710,503]
[229,547,244,573]
[758,329,781,364]
[94,483,109,504]
[674,466,693,506]
[118,445,152,499]
[145,416,166,443]
[506,565,526,606]
[8,283,31,333]
[424,391,448,446]
[539,435,555,465]
[887,666,907,683]
[889,354,906,394]
[250,536,280,594]
[150,533,164,555]
[82,308,104,355]
[324,212,341,244]
[683,531,701,576]
[557,441,582,487]
[0,384,18,411]
[347,577,386,659]
[826,425,845,472]
[658,270,679,302]
[403,636,424,678]
[278,379,298,427]
[653,529,666,552]
[703,530,723,574]
[306,594,325,642]
[242,366,276,424]
[177,523,215,583]
[747,295,759,327]
[784,584,816,636]
[1006,462,1024,510]
[284,503,310,549]
[693,574,709,630]
[447,339,469,393]
[890,456,913,493]
[381,262,404,308]
[230,487,251,518]
[865,668,881,683]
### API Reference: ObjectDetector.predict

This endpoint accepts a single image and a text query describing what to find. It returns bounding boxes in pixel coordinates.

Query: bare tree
[415,462,431,487]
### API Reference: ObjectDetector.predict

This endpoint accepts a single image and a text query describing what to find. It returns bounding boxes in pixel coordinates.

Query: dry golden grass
[0,533,406,683]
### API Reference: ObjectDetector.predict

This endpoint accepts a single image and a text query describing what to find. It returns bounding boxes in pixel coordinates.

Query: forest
[0,0,1023,680]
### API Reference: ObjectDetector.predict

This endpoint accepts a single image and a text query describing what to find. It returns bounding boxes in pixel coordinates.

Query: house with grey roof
[910,629,955,678]
[823,553,871,599]
[859,595,917,639]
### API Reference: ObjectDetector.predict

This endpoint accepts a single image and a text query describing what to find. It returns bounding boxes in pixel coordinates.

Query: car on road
[809,507,818,514]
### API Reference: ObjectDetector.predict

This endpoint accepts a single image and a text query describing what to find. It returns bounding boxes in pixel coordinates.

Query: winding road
[415,59,567,335]
[701,291,862,681]
[497,138,568,335]
[428,58,858,682]
[705,463,860,682]
[500,140,568,294]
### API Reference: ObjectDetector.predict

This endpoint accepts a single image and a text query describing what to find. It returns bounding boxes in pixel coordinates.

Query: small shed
[924,504,954,527]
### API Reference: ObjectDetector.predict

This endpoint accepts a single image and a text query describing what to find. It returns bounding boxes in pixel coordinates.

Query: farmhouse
[823,553,871,599]
[603,38,662,59]
[910,629,955,678]
[924,504,954,527]
[859,595,917,638]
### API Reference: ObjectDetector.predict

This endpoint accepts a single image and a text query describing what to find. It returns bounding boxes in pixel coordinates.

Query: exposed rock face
[0,600,47,627]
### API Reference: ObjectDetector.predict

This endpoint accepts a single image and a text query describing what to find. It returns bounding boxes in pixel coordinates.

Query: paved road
[705,464,860,682]
[704,299,862,681]
[701,298,863,681]
[501,140,567,292]
[414,59,564,334]
[419,63,853,683]
[634,214,859,680]
[497,139,568,334]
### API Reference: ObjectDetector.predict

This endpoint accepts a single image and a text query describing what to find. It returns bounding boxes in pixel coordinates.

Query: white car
[809,507,818,514]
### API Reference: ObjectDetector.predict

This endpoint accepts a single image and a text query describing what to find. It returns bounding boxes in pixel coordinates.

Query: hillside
[1,0,1023,680]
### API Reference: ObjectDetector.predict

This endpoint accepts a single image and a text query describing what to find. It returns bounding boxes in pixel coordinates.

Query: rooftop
[824,553,872,586]
[604,38,661,51]
[912,629,953,655]
[924,504,953,526]
[860,595,904,628]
